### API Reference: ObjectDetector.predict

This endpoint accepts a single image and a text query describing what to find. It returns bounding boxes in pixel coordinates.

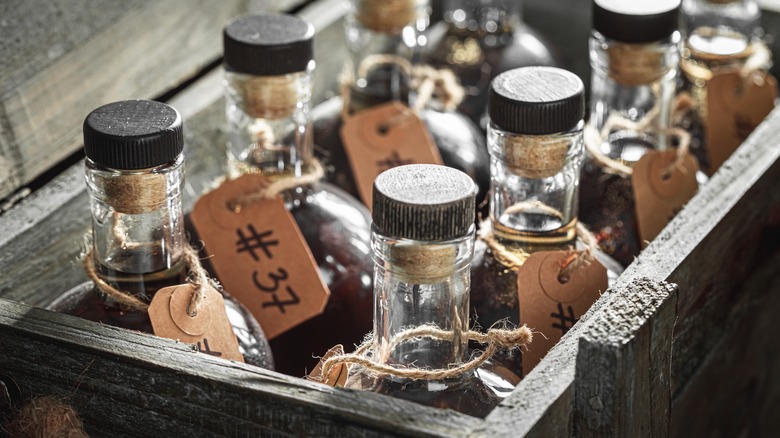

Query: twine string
[319,324,532,382]
[83,245,211,317]
[227,159,325,213]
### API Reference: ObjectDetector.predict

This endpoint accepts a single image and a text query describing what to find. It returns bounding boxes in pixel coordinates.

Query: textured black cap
[224,14,314,76]
[489,67,585,135]
[83,100,183,170]
[593,0,680,43]
[373,165,476,241]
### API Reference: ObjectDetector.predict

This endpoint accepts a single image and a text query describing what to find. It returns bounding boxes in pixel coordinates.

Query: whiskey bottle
[48,100,274,369]
[219,14,374,376]
[470,67,623,376]
[344,164,520,418]
[311,0,491,209]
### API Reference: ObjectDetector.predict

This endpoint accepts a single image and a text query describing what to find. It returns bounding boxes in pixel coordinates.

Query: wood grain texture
[573,279,677,437]
[0,299,478,437]
[0,0,308,200]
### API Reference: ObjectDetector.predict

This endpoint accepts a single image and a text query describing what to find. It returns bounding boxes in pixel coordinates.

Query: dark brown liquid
[311,84,491,212]
[423,22,557,130]
[48,257,274,369]
[348,349,520,418]
[578,137,656,267]
[188,182,375,377]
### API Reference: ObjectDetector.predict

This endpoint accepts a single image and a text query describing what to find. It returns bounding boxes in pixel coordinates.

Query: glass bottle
[311,0,491,209]
[48,100,274,369]
[470,67,623,376]
[579,0,685,267]
[220,14,374,376]
[424,0,558,130]
[345,164,520,418]
[679,0,775,174]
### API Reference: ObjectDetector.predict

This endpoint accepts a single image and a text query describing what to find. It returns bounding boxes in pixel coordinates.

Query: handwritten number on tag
[196,338,223,357]
[253,268,301,314]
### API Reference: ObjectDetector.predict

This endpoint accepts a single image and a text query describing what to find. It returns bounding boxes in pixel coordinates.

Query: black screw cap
[592,0,681,43]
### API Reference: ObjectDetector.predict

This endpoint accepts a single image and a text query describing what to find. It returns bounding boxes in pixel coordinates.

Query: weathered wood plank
[0,0,307,201]
[573,279,677,437]
[0,299,478,437]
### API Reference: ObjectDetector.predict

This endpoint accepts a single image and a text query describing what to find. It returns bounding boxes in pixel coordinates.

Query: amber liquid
[311,70,491,211]
[347,347,520,418]
[48,254,274,369]
[188,182,374,377]
[424,22,557,130]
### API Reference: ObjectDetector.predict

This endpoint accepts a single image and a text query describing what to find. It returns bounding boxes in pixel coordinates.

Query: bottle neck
[345,0,430,112]
[487,123,580,247]
[371,227,474,370]
[589,31,680,153]
[443,0,522,37]
[225,67,313,179]
[86,156,185,282]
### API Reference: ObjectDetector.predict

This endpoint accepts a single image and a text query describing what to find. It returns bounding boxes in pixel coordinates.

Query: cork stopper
[387,244,459,281]
[356,0,420,34]
[96,173,169,215]
[489,67,584,178]
[606,43,670,86]
[227,74,302,119]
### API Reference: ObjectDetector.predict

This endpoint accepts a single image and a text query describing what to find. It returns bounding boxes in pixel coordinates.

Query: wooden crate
[1,0,779,436]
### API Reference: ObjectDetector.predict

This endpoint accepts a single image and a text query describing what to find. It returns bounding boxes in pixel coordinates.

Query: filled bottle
[424,0,558,130]
[470,67,623,376]
[217,14,374,376]
[344,164,520,418]
[679,0,777,175]
[579,0,700,267]
[311,0,491,209]
[48,100,274,369]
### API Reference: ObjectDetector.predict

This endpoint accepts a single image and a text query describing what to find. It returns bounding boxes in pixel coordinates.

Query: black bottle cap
[488,67,585,135]
[224,14,315,76]
[373,164,476,241]
[592,0,681,44]
[83,100,183,170]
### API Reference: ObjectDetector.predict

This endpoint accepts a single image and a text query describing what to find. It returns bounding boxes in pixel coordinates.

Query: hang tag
[148,284,244,362]
[632,150,699,244]
[340,102,443,206]
[308,344,350,388]
[705,70,777,171]
[517,251,608,373]
[190,174,330,339]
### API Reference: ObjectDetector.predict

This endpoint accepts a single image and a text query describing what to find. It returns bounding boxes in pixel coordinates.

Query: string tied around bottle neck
[317,323,532,383]
[478,202,600,282]
[225,158,325,213]
[339,54,466,122]
[583,93,692,179]
[83,243,214,317]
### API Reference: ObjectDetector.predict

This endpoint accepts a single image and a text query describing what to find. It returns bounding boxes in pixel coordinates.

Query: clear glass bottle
[345,164,520,418]
[424,0,558,130]
[311,0,491,209]
[679,0,773,174]
[48,100,274,369]
[220,14,374,376]
[579,0,684,267]
[470,67,623,376]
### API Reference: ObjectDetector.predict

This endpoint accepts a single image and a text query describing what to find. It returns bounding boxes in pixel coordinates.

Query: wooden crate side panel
[670,230,780,437]
[0,299,478,438]
[573,279,677,437]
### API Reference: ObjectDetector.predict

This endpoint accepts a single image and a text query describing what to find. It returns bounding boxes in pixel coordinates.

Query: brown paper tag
[340,102,443,206]
[308,344,349,388]
[190,174,330,340]
[706,70,777,171]
[148,284,244,362]
[517,251,607,373]
[632,150,699,244]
